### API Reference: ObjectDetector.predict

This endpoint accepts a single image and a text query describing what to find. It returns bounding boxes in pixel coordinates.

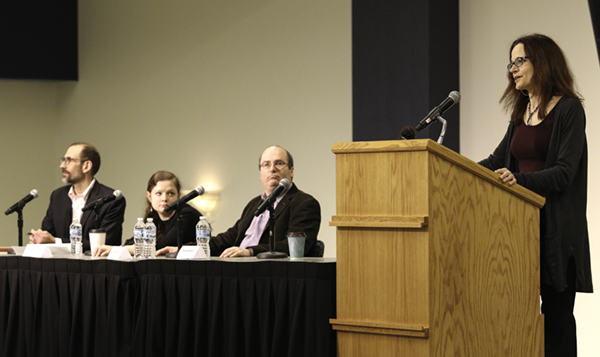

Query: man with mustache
[29,142,126,253]
[158,145,321,257]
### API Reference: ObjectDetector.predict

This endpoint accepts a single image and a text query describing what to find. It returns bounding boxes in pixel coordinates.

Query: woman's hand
[93,245,113,257]
[156,246,178,256]
[494,168,517,186]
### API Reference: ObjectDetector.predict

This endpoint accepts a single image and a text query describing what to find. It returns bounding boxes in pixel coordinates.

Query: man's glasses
[260,161,288,170]
[60,157,87,165]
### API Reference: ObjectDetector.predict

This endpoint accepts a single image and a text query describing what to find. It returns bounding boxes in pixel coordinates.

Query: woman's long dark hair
[144,171,182,242]
[501,34,582,125]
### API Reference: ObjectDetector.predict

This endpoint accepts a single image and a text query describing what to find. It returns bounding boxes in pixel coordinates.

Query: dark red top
[510,109,555,173]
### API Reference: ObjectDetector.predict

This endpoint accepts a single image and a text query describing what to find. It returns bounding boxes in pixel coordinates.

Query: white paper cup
[89,229,106,255]
[287,232,306,258]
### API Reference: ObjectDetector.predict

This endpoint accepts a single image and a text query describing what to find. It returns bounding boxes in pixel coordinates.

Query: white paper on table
[22,244,53,258]
[107,246,133,261]
[177,246,208,260]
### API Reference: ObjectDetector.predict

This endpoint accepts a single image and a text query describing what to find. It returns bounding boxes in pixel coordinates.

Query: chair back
[307,240,325,257]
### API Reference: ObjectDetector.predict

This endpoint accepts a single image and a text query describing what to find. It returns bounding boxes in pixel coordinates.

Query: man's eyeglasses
[507,56,529,71]
[260,161,288,170]
[60,157,87,165]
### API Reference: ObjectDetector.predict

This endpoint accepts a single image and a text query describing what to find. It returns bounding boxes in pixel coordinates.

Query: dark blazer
[209,184,321,256]
[479,96,592,293]
[41,181,126,252]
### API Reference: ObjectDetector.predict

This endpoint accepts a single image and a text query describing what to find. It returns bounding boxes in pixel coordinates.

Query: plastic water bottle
[144,218,157,259]
[133,218,145,259]
[69,219,83,256]
[196,216,210,258]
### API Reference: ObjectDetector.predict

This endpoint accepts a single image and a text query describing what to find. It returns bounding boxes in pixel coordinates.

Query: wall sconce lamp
[183,188,221,216]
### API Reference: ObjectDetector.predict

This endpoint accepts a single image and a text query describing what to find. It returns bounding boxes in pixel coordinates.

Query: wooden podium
[329,140,545,356]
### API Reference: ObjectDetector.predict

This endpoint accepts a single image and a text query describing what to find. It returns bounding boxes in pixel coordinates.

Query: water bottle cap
[147,218,153,222]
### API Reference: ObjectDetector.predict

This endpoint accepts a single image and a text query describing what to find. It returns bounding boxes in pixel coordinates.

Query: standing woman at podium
[479,34,592,357]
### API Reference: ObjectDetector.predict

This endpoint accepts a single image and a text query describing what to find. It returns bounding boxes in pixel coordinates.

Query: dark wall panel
[589,0,600,66]
[0,0,78,80]
[352,0,460,152]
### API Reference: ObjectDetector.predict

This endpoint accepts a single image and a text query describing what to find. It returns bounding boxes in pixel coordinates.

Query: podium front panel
[331,140,543,356]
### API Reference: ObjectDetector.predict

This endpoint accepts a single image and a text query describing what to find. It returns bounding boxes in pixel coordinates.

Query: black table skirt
[0,256,336,357]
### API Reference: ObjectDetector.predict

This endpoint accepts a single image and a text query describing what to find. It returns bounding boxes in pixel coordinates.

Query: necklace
[526,101,540,126]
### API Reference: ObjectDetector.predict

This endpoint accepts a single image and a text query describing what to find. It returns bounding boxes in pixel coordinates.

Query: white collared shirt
[68,179,96,223]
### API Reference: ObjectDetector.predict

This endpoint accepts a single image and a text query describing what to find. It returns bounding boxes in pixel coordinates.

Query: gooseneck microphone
[254,178,291,216]
[82,190,123,212]
[164,186,205,213]
[415,91,461,132]
[5,189,39,215]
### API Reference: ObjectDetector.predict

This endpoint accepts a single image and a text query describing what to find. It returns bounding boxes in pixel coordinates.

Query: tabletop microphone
[415,91,460,132]
[82,190,123,212]
[5,189,39,215]
[254,178,291,216]
[164,186,205,213]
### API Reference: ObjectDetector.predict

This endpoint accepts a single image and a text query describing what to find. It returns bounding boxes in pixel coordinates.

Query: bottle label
[70,228,82,238]
[134,229,143,239]
[196,228,210,238]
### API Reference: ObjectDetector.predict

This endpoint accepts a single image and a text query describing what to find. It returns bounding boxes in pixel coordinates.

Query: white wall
[0,81,61,241]
[1,0,598,354]
[460,0,600,354]
[0,0,352,257]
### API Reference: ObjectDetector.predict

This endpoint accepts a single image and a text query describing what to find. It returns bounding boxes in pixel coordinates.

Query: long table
[0,255,336,357]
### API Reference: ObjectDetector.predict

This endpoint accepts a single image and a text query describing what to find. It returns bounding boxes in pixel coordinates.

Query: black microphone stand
[17,208,24,247]
[81,203,103,256]
[6,200,29,246]
[257,204,288,259]
[92,202,103,229]
[5,207,25,254]
[165,202,183,259]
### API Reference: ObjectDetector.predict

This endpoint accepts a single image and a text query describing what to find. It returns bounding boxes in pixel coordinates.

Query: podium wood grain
[330,140,545,356]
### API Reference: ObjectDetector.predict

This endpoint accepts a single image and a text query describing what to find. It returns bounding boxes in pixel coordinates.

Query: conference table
[0,253,336,357]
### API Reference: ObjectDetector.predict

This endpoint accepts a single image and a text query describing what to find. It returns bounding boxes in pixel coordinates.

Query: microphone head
[114,190,123,199]
[194,186,205,195]
[279,178,291,189]
[400,126,416,140]
[449,90,461,104]
[30,189,39,198]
